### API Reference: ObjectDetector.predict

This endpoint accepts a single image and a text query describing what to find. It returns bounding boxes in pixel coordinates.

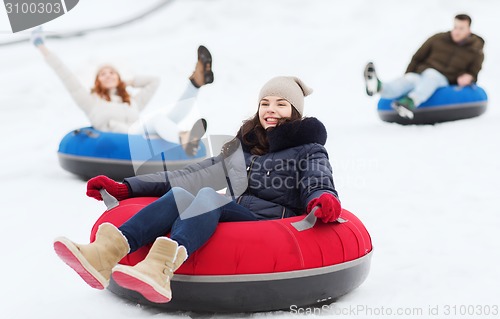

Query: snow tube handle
[99,189,119,211]
[73,128,100,138]
[291,207,318,231]
[291,206,347,231]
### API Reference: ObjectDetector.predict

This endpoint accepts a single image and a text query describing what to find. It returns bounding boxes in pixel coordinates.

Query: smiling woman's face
[96,66,120,90]
[258,96,292,129]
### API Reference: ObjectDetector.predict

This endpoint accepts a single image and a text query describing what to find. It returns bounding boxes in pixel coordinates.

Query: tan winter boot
[111,237,187,303]
[189,45,213,88]
[53,222,129,290]
[174,245,188,272]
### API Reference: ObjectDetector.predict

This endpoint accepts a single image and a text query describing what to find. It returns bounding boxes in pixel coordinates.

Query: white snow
[1,0,499,318]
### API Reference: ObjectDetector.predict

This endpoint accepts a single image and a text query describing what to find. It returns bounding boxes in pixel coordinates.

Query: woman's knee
[160,187,194,212]
[177,188,223,221]
[196,187,218,197]
[171,187,193,197]
[196,187,229,203]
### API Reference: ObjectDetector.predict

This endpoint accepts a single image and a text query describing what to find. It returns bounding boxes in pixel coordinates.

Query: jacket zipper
[247,156,257,176]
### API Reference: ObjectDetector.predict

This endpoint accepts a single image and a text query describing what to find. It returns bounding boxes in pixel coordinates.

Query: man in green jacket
[364,14,485,119]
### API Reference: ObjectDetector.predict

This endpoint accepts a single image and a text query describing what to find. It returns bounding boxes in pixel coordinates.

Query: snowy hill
[0,1,499,318]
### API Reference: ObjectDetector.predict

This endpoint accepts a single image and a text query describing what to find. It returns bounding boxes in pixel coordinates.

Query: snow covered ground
[1,0,499,318]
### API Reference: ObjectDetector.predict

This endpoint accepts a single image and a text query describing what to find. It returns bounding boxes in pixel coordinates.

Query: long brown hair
[91,70,131,104]
[238,106,302,155]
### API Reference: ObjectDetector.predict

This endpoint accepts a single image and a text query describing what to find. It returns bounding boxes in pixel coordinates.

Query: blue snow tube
[57,127,207,180]
[377,85,488,125]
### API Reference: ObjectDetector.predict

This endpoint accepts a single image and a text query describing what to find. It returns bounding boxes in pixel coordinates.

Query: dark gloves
[86,175,130,201]
[307,193,341,223]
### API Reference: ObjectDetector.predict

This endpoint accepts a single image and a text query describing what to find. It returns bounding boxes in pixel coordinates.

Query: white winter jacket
[45,52,160,133]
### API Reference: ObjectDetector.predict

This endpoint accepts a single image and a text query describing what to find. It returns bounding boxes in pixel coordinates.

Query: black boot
[189,46,214,88]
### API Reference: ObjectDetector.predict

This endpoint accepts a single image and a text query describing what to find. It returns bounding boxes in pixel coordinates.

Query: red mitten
[86,175,130,201]
[307,193,341,223]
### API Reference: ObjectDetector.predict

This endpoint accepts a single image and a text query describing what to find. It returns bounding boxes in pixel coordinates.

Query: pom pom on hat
[258,76,313,115]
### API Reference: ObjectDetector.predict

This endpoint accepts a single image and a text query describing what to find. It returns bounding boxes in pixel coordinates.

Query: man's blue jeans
[119,187,257,256]
[380,68,449,106]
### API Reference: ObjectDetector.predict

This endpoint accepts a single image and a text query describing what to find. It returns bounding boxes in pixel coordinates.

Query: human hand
[30,26,45,47]
[123,78,134,87]
[457,74,474,87]
[86,175,130,201]
[307,193,341,223]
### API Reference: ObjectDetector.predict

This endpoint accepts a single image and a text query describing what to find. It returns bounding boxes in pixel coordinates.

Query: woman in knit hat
[54,76,342,304]
[31,27,213,156]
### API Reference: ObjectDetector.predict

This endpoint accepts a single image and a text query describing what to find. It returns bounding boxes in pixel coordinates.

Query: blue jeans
[380,68,449,107]
[119,187,257,256]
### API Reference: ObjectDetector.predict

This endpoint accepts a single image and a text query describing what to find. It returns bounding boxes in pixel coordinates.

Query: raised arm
[32,27,96,114]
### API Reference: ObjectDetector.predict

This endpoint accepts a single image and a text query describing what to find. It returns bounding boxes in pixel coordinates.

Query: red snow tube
[91,197,373,313]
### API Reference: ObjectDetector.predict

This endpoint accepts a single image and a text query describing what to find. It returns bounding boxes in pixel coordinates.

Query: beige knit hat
[258,76,313,115]
[95,64,119,75]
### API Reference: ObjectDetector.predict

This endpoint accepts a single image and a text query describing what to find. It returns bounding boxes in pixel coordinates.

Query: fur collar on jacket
[240,117,327,153]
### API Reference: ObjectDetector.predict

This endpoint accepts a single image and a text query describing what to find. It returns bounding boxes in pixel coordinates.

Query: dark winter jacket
[405,31,485,84]
[124,117,339,220]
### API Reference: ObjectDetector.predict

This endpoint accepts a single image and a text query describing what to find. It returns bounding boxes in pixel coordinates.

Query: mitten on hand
[307,193,341,223]
[86,175,130,201]
[31,26,45,47]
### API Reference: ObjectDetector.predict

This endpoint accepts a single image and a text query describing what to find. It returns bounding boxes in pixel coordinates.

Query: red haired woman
[31,27,212,155]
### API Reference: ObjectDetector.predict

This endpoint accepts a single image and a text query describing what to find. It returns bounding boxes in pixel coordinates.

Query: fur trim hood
[240,117,327,153]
